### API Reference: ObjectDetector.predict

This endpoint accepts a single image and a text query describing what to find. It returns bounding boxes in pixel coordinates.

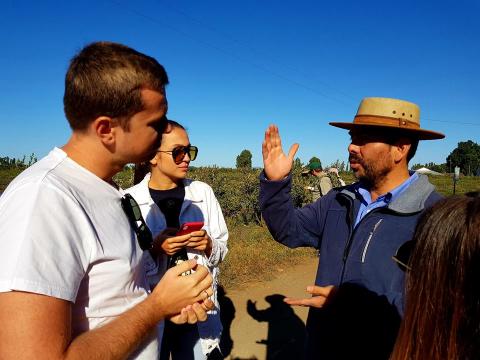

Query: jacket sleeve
[203,184,229,268]
[259,171,327,249]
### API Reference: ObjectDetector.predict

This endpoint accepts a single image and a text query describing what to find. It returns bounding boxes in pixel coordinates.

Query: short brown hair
[64,41,169,130]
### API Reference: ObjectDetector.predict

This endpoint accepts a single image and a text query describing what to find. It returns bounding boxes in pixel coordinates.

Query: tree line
[0,154,38,170]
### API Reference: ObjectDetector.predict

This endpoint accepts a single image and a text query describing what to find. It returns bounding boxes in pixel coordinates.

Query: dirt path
[219,258,318,359]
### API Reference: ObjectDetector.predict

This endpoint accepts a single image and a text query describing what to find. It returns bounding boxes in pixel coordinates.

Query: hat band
[354,115,420,129]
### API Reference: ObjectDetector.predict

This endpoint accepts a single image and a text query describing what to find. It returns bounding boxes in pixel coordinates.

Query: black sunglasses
[157,145,198,164]
[121,194,153,251]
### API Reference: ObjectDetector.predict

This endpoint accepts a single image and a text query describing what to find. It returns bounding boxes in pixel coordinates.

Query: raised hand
[262,125,299,181]
[283,285,335,308]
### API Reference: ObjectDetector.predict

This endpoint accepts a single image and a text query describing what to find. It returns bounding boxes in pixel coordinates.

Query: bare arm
[0,260,213,360]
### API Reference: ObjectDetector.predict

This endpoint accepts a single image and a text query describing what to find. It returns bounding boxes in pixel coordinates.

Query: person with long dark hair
[127,120,228,360]
[391,192,480,360]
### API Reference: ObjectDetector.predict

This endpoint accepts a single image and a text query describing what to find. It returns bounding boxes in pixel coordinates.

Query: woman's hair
[391,192,480,360]
[133,120,186,185]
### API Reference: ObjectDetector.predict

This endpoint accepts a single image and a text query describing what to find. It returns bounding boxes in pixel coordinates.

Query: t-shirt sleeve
[0,181,92,302]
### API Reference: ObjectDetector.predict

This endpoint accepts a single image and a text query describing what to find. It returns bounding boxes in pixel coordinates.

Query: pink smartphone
[176,221,204,236]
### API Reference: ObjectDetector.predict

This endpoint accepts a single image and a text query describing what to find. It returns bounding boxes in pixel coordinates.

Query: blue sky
[0,0,479,168]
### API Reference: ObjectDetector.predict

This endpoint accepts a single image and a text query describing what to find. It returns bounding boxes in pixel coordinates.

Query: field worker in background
[0,41,214,360]
[259,97,445,359]
[127,120,228,360]
[303,162,334,201]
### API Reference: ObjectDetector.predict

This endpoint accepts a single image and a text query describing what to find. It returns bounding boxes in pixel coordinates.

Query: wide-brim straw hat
[329,97,445,140]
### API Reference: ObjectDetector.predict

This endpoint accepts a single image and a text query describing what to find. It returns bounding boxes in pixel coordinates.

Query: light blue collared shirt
[354,172,419,227]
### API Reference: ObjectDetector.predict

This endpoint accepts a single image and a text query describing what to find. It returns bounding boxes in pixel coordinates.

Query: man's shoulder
[1,149,67,199]
[425,189,444,206]
[320,175,333,184]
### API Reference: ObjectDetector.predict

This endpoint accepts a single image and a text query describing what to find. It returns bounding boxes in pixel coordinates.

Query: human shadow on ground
[217,285,235,358]
[246,294,306,360]
[305,282,401,360]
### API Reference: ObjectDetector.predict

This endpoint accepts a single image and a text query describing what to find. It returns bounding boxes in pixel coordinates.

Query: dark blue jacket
[259,173,442,359]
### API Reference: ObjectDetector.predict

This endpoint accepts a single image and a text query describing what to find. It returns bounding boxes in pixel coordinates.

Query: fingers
[306,285,335,297]
[171,303,209,324]
[263,125,277,156]
[169,309,188,324]
[171,258,197,276]
[262,139,268,161]
[185,305,198,324]
[190,263,209,279]
[283,296,328,308]
[287,143,300,161]
[191,274,213,303]
[284,285,336,308]
[283,297,310,306]
[191,302,208,322]
[269,124,280,148]
[201,298,214,312]
[189,230,206,237]
[160,234,191,254]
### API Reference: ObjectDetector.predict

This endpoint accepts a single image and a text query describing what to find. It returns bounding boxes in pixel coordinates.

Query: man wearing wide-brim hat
[259,97,444,359]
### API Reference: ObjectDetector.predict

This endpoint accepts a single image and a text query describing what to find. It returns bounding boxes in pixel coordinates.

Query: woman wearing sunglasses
[126,120,228,360]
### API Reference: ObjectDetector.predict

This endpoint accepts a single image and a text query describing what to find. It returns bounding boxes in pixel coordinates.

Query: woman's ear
[149,154,158,166]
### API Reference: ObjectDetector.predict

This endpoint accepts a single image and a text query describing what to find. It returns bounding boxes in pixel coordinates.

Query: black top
[149,185,185,229]
[149,184,187,269]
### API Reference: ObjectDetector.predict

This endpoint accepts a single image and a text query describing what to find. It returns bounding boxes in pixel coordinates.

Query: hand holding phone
[169,222,205,275]
[176,221,204,236]
[181,222,212,256]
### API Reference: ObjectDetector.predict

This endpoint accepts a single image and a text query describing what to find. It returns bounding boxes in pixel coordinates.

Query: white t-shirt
[0,148,158,359]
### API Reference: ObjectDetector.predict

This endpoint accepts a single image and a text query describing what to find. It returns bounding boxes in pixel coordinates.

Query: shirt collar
[355,172,419,207]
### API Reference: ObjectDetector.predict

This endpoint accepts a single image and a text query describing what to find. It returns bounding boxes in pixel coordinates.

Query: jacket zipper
[361,219,383,263]
[339,202,385,283]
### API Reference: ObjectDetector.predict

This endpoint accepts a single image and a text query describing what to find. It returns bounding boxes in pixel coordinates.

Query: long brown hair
[391,192,480,360]
[133,120,186,185]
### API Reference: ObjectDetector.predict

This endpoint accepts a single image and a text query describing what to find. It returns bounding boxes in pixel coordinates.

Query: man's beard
[349,154,391,189]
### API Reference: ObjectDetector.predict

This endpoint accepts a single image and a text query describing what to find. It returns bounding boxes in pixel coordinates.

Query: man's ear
[92,117,116,145]
[393,138,411,163]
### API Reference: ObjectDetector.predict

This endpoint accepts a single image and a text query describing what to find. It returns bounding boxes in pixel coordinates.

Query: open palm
[262,125,299,180]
